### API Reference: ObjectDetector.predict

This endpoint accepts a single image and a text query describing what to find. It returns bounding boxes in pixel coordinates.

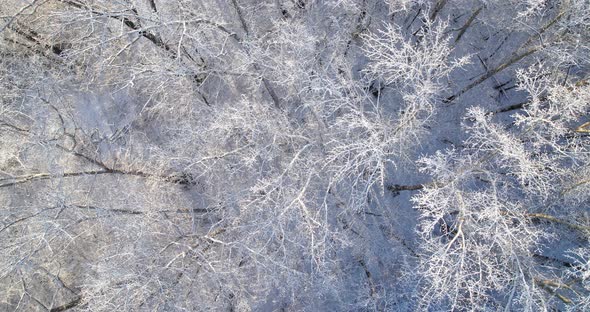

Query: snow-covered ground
[1,1,589,311]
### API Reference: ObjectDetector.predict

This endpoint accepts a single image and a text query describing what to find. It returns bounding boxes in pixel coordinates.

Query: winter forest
[1,0,589,311]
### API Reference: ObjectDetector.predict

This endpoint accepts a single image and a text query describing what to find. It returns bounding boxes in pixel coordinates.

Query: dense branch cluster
[0,0,589,311]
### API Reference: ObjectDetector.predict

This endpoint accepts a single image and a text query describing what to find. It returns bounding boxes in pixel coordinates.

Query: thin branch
[0,166,195,188]
[454,7,482,44]
[560,178,590,195]
[49,297,82,312]
[535,278,573,305]
[526,213,590,234]
[58,0,173,53]
[230,0,249,35]
[148,0,157,13]
[69,204,211,216]
[228,0,281,109]
[488,101,528,115]
[387,183,425,192]
[386,182,445,194]
[445,9,565,104]
[0,206,59,234]
[0,0,42,33]
[445,47,538,104]
[0,120,30,132]
[357,259,376,298]
[0,170,111,188]
[574,121,590,133]
[429,0,448,22]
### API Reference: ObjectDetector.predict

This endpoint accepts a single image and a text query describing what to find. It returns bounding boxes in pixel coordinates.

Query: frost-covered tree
[413,46,590,312]
[1,0,589,311]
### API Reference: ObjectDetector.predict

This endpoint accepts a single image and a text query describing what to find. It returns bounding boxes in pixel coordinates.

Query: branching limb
[445,47,538,104]
[0,0,44,33]
[49,297,82,312]
[454,7,482,44]
[526,213,590,235]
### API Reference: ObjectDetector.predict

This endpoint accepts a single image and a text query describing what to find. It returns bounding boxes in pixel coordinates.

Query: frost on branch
[413,148,547,311]
[324,15,469,211]
[413,61,590,310]
[362,17,469,105]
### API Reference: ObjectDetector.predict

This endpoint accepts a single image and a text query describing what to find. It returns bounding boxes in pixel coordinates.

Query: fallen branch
[445,47,538,104]
[445,9,566,104]
[0,167,196,188]
[454,7,482,44]
[526,213,590,234]
[387,183,425,192]
[0,0,43,33]
[535,278,573,305]
[49,296,82,312]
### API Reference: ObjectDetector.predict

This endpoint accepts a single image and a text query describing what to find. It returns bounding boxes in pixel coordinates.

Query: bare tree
[1,0,589,311]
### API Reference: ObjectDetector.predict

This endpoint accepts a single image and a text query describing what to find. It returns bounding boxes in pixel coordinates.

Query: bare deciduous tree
[1,0,589,311]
